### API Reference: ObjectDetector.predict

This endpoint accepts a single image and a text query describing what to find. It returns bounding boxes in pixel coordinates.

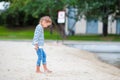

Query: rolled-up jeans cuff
[33,46,43,49]
[39,46,43,48]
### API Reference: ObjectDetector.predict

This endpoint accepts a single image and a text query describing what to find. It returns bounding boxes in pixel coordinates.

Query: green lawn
[0,25,120,41]
[0,25,60,40]
[0,26,34,39]
[67,35,120,41]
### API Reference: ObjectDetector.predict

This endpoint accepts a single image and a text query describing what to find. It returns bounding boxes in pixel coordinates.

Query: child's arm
[33,26,41,50]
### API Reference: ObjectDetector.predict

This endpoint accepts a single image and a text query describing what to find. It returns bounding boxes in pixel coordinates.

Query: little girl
[32,16,52,73]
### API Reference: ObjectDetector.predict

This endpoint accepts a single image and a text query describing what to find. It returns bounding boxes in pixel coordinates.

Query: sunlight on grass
[0,25,120,41]
[0,26,60,40]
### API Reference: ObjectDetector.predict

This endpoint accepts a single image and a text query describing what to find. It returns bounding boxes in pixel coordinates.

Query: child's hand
[34,44,39,51]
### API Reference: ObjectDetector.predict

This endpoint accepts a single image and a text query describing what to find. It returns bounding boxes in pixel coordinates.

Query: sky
[0,1,10,10]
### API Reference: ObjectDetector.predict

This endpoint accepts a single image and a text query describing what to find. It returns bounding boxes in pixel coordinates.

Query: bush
[1,11,39,27]
[0,14,4,25]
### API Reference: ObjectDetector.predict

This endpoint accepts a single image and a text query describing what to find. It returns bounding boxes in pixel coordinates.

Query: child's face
[41,20,51,28]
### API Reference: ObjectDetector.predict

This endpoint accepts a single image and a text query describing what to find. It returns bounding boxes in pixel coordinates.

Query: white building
[65,8,120,35]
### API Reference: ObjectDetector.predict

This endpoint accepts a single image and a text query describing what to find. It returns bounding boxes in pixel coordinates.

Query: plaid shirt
[32,24,44,46]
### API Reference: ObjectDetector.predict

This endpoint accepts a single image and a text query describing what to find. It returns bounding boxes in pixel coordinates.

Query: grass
[0,25,120,41]
[0,25,61,40]
[67,35,120,41]
[0,26,34,39]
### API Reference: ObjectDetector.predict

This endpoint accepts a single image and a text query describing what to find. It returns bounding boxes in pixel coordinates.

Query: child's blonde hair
[39,16,52,24]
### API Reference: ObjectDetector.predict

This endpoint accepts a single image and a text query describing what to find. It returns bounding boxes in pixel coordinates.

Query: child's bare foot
[36,71,43,73]
[44,70,52,73]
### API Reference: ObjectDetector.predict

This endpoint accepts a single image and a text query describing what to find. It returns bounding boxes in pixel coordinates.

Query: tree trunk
[58,23,66,39]
[103,17,108,36]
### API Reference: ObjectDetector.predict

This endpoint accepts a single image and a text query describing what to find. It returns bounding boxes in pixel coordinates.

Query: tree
[1,0,120,36]
[1,0,30,27]
[84,0,120,36]
[66,0,120,36]
[1,0,66,26]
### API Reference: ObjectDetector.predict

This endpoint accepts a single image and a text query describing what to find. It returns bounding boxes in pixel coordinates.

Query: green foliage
[0,0,120,28]
[1,0,67,27]
[75,0,119,20]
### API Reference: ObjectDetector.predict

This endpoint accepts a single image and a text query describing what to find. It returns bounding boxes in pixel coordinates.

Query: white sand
[0,41,120,80]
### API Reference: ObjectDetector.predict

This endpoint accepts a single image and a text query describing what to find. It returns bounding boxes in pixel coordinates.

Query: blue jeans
[36,48,46,66]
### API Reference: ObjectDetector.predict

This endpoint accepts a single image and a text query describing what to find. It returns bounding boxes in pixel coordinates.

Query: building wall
[108,16,116,34]
[116,18,120,34]
[108,20,116,34]
[74,19,103,34]
[65,14,69,35]
[75,18,86,34]
[98,21,103,34]
[65,17,103,35]
[65,10,118,35]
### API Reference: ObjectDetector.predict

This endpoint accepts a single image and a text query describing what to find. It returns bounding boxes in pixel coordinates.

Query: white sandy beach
[0,41,120,80]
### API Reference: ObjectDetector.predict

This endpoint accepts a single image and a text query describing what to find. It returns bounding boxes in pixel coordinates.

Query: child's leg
[42,49,52,73]
[36,66,42,73]
[36,48,42,73]
[43,64,52,73]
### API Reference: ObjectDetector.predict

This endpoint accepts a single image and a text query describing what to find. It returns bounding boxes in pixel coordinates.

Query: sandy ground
[0,40,120,80]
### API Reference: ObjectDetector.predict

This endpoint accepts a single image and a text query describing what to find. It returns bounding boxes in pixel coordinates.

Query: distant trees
[65,0,120,36]
[77,0,120,36]
[0,0,120,36]
[1,0,66,27]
